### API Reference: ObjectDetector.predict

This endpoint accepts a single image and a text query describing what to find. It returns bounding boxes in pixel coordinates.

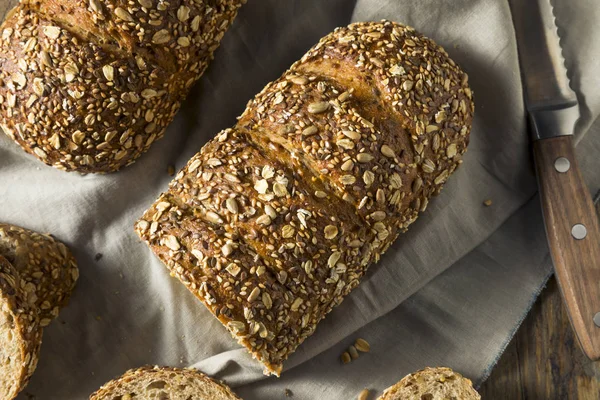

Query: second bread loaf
[137,20,474,375]
[0,0,245,173]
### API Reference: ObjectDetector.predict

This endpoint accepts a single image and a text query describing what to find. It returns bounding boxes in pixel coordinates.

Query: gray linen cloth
[0,0,598,398]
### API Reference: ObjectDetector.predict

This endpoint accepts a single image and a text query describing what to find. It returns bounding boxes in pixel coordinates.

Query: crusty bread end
[379,367,481,400]
[90,366,241,400]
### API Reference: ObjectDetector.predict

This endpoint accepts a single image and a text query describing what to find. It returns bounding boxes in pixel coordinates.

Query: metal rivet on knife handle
[571,224,587,240]
[594,312,600,328]
[554,157,571,173]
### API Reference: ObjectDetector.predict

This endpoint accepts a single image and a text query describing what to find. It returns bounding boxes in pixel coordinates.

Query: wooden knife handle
[534,135,600,360]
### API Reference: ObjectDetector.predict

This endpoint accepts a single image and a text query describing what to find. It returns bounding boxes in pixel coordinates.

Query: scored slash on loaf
[137,20,474,375]
[0,0,245,173]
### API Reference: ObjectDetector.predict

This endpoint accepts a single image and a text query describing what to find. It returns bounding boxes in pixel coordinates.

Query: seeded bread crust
[0,0,245,173]
[378,367,481,400]
[136,20,474,375]
[0,223,79,326]
[90,366,241,400]
[0,255,42,400]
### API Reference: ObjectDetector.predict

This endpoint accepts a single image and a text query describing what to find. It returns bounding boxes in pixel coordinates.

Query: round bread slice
[0,223,79,326]
[0,255,42,400]
[378,367,481,400]
[90,366,242,400]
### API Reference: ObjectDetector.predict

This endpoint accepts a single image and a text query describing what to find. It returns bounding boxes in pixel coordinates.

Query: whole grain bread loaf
[136,20,474,375]
[0,0,245,173]
[0,255,42,400]
[0,223,79,325]
[90,366,241,400]
[378,367,481,400]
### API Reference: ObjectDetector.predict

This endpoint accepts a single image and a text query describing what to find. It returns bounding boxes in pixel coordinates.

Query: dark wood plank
[480,277,600,399]
[534,136,600,360]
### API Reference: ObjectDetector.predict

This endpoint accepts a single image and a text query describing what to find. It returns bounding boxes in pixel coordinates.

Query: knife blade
[509,0,600,360]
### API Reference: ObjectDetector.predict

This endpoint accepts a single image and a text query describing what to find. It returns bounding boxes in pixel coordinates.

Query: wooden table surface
[479,277,600,399]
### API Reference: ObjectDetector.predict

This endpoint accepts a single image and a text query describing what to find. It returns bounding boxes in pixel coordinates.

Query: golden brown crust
[90,365,241,400]
[137,20,474,375]
[0,223,79,325]
[0,0,245,173]
[0,255,42,400]
[378,367,481,400]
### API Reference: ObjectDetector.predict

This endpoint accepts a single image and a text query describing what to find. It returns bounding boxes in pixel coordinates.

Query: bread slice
[0,255,42,400]
[378,367,481,400]
[90,366,242,400]
[0,223,79,326]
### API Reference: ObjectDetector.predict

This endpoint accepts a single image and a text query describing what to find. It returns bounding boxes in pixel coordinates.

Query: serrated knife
[509,0,600,359]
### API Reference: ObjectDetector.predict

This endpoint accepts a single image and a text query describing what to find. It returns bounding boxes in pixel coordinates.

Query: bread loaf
[378,367,481,400]
[90,366,241,400]
[136,20,474,375]
[0,223,79,326]
[0,0,245,173]
[0,255,42,400]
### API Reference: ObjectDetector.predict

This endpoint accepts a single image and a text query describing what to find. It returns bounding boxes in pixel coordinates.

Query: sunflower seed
[342,130,361,141]
[357,153,374,163]
[370,211,386,221]
[138,0,152,8]
[381,145,395,158]
[264,204,277,219]
[114,7,133,21]
[89,0,102,12]
[248,287,260,302]
[308,101,329,114]
[358,389,370,400]
[302,125,318,137]
[256,214,272,226]
[315,190,327,199]
[341,159,354,171]
[337,138,355,150]
[165,235,180,251]
[412,176,423,192]
[376,189,385,204]
[363,170,375,186]
[338,91,351,102]
[33,147,47,159]
[226,198,239,214]
[432,134,440,151]
[348,345,359,360]
[402,80,414,91]
[205,211,223,224]
[40,51,52,67]
[341,352,351,364]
